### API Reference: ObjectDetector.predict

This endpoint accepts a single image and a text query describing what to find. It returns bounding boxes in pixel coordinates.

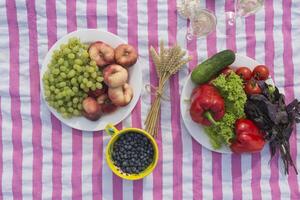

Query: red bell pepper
[190,84,225,126]
[230,119,265,153]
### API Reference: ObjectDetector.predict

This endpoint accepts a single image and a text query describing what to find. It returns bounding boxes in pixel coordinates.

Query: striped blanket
[0,0,299,199]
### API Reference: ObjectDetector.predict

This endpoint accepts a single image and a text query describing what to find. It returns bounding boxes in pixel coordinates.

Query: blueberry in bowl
[105,125,158,180]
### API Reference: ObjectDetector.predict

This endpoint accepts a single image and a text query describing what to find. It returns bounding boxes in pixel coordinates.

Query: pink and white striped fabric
[0,0,299,199]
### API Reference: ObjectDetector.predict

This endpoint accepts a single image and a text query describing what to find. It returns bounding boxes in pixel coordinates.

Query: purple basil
[245,82,299,175]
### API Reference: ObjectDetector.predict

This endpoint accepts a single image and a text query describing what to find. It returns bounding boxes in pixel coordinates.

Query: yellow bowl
[105,124,159,180]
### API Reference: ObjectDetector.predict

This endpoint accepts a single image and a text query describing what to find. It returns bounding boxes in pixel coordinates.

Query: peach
[82,97,102,121]
[108,83,133,107]
[88,41,114,67]
[103,64,128,88]
[97,94,118,114]
[114,44,138,68]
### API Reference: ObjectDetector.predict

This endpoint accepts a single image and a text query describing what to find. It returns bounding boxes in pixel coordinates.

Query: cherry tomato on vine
[236,67,252,81]
[244,81,262,95]
[252,65,269,80]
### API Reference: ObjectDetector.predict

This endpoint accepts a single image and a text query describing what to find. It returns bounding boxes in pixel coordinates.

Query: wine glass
[226,0,264,26]
[237,0,264,17]
[177,0,199,19]
[177,0,217,42]
[186,8,217,40]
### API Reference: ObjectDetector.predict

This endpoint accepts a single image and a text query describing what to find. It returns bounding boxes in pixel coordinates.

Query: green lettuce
[204,73,247,149]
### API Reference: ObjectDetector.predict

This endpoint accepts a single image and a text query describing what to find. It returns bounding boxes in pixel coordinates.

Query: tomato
[252,65,269,80]
[221,67,234,76]
[235,67,252,81]
[244,81,262,95]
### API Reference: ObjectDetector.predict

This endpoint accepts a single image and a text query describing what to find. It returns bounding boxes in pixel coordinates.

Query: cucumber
[191,50,235,84]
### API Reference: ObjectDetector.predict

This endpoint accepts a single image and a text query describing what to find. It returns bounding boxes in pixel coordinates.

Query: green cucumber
[191,50,236,84]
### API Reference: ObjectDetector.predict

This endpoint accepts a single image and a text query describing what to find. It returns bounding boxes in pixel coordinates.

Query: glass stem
[186,20,194,40]
[226,11,236,26]
[186,30,194,40]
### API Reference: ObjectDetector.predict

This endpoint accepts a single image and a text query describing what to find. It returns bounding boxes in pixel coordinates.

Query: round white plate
[41,29,142,131]
[180,54,273,153]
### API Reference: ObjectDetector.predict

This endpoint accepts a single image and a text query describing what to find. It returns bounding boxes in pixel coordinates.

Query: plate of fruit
[41,29,142,131]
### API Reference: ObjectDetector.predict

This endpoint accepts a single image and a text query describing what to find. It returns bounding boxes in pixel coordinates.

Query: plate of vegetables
[41,29,142,131]
[181,50,300,175]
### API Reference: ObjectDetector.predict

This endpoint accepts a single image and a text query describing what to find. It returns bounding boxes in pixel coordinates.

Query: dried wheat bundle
[145,41,192,137]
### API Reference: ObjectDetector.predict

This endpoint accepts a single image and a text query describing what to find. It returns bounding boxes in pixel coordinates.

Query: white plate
[41,29,142,131]
[180,54,273,153]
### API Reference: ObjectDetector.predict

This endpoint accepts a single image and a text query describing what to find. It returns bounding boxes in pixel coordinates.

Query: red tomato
[235,67,252,81]
[252,65,269,80]
[244,81,262,95]
[221,67,234,76]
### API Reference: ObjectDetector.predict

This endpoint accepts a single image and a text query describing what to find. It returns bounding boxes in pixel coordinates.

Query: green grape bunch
[42,37,104,118]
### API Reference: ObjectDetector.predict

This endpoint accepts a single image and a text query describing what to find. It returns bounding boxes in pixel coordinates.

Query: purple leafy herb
[245,82,299,175]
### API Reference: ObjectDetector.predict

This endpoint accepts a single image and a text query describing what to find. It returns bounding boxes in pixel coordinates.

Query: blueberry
[142,165,147,169]
[138,167,144,172]
[125,167,131,173]
[122,161,128,167]
[111,132,154,173]
[130,160,136,166]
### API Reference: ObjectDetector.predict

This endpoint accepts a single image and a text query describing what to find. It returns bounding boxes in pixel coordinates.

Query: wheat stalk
[145,41,192,137]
